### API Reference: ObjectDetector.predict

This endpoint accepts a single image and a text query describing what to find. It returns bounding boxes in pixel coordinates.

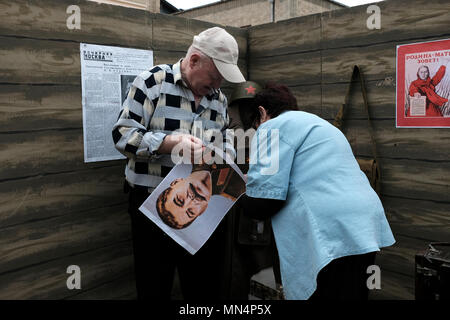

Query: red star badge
[245,85,256,95]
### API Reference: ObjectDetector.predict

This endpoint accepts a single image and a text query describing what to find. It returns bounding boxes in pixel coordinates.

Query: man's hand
[157,133,204,163]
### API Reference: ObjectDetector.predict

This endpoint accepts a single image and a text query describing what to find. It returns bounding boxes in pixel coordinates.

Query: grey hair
[185,45,211,64]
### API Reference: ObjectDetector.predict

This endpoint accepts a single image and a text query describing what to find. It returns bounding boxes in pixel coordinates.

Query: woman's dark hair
[248,82,298,128]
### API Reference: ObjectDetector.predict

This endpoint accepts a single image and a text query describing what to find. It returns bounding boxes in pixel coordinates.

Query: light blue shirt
[246,111,395,300]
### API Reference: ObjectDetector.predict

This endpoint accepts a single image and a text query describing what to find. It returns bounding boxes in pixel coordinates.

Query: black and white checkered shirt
[112,59,234,189]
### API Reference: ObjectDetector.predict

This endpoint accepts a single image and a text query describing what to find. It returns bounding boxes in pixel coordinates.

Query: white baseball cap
[192,27,246,83]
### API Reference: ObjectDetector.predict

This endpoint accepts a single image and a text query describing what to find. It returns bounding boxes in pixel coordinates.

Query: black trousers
[223,205,279,300]
[128,187,228,300]
[309,251,377,300]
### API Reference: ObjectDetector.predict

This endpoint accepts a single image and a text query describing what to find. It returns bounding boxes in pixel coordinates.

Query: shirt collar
[173,59,189,88]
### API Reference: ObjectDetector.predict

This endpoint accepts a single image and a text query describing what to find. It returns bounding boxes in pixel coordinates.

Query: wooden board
[380,158,450,203]
[1,202,130,274]
[66,271,136,300]
[321,80,396,120]
[374,234,432,277]
[0,240,134,299]
[1,129,84,180]
[248,0,450,57]
[0,37,81,85]
[321,43,396,84]
[368,270,414,300]
[0,128,129,181]
[383,196,450,242]
[0,84,82,133]
[0,0,151,48]
[248,14,321,58]
[341,119,450,161]
[249,51,321,86]
[0,165,127,229]
[321,0,450,50]
[289,85,322,116]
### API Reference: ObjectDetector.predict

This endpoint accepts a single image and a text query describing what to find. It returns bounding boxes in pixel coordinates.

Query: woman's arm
[239,194,285,220]
[431,65,446,86]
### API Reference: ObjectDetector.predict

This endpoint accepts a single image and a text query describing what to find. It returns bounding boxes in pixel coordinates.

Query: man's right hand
[157,134,204,163]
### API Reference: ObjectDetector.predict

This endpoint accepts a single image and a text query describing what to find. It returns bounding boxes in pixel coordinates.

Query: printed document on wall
[80,43,153,162]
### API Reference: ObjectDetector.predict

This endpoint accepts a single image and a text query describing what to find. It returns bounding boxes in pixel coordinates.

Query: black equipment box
[415,243,450,300]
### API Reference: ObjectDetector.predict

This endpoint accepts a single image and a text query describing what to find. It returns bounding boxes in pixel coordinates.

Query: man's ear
[189,53,201,68]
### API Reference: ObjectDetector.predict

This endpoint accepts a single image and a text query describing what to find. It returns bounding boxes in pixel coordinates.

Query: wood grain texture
[0,202,130,274]
[321,80,396,120]
[248,14,321,58]
[368,270,414,300]
[0,85,82,133]
[290,84,322,116]
[374,234,432,278]
[0,0,151,48]
[321,43,396,84]
[247,0,450,57]
[0,166,127,230]
[383,196,450,242]
[0,129,127,181]
[380,158,450,203]
[321,0,450,50]
[66,271,136,300]
[340,119,450,161]
[0,240,134,299]
[249,51,321,86]
[0,37,81,85]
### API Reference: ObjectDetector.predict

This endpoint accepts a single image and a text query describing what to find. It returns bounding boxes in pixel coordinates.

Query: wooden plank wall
[0,0,247,299]
[248,0,450,299]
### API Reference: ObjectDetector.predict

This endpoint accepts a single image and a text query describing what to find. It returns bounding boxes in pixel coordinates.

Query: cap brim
[213,59,246,83]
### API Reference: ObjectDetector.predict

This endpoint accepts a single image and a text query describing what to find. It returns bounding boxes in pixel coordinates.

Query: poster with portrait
[139,150,246,255]
[396,39,450,127]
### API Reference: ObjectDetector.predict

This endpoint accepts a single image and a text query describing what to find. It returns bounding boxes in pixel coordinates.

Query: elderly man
[112,27,245,300]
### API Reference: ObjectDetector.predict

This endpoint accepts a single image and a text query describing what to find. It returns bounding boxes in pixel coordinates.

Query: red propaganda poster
[396,39,450,127]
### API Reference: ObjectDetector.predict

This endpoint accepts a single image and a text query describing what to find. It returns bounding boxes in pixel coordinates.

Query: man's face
[162,170,212,227]
[187,55,223,97]
[418,66,429,80]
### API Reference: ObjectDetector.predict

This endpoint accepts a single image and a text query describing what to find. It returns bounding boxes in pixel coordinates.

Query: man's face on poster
[418,66,429,80]
[157,170,212,229]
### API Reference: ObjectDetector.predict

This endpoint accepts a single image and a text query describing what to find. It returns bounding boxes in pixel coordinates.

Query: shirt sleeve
[112,71,166,160]
[239,194,285,220]
[432,65,446,86]
[246,127,295,200]
[409,81,420,96]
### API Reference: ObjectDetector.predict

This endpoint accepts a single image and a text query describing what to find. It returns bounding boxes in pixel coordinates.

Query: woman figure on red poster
[408,64,448,117]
